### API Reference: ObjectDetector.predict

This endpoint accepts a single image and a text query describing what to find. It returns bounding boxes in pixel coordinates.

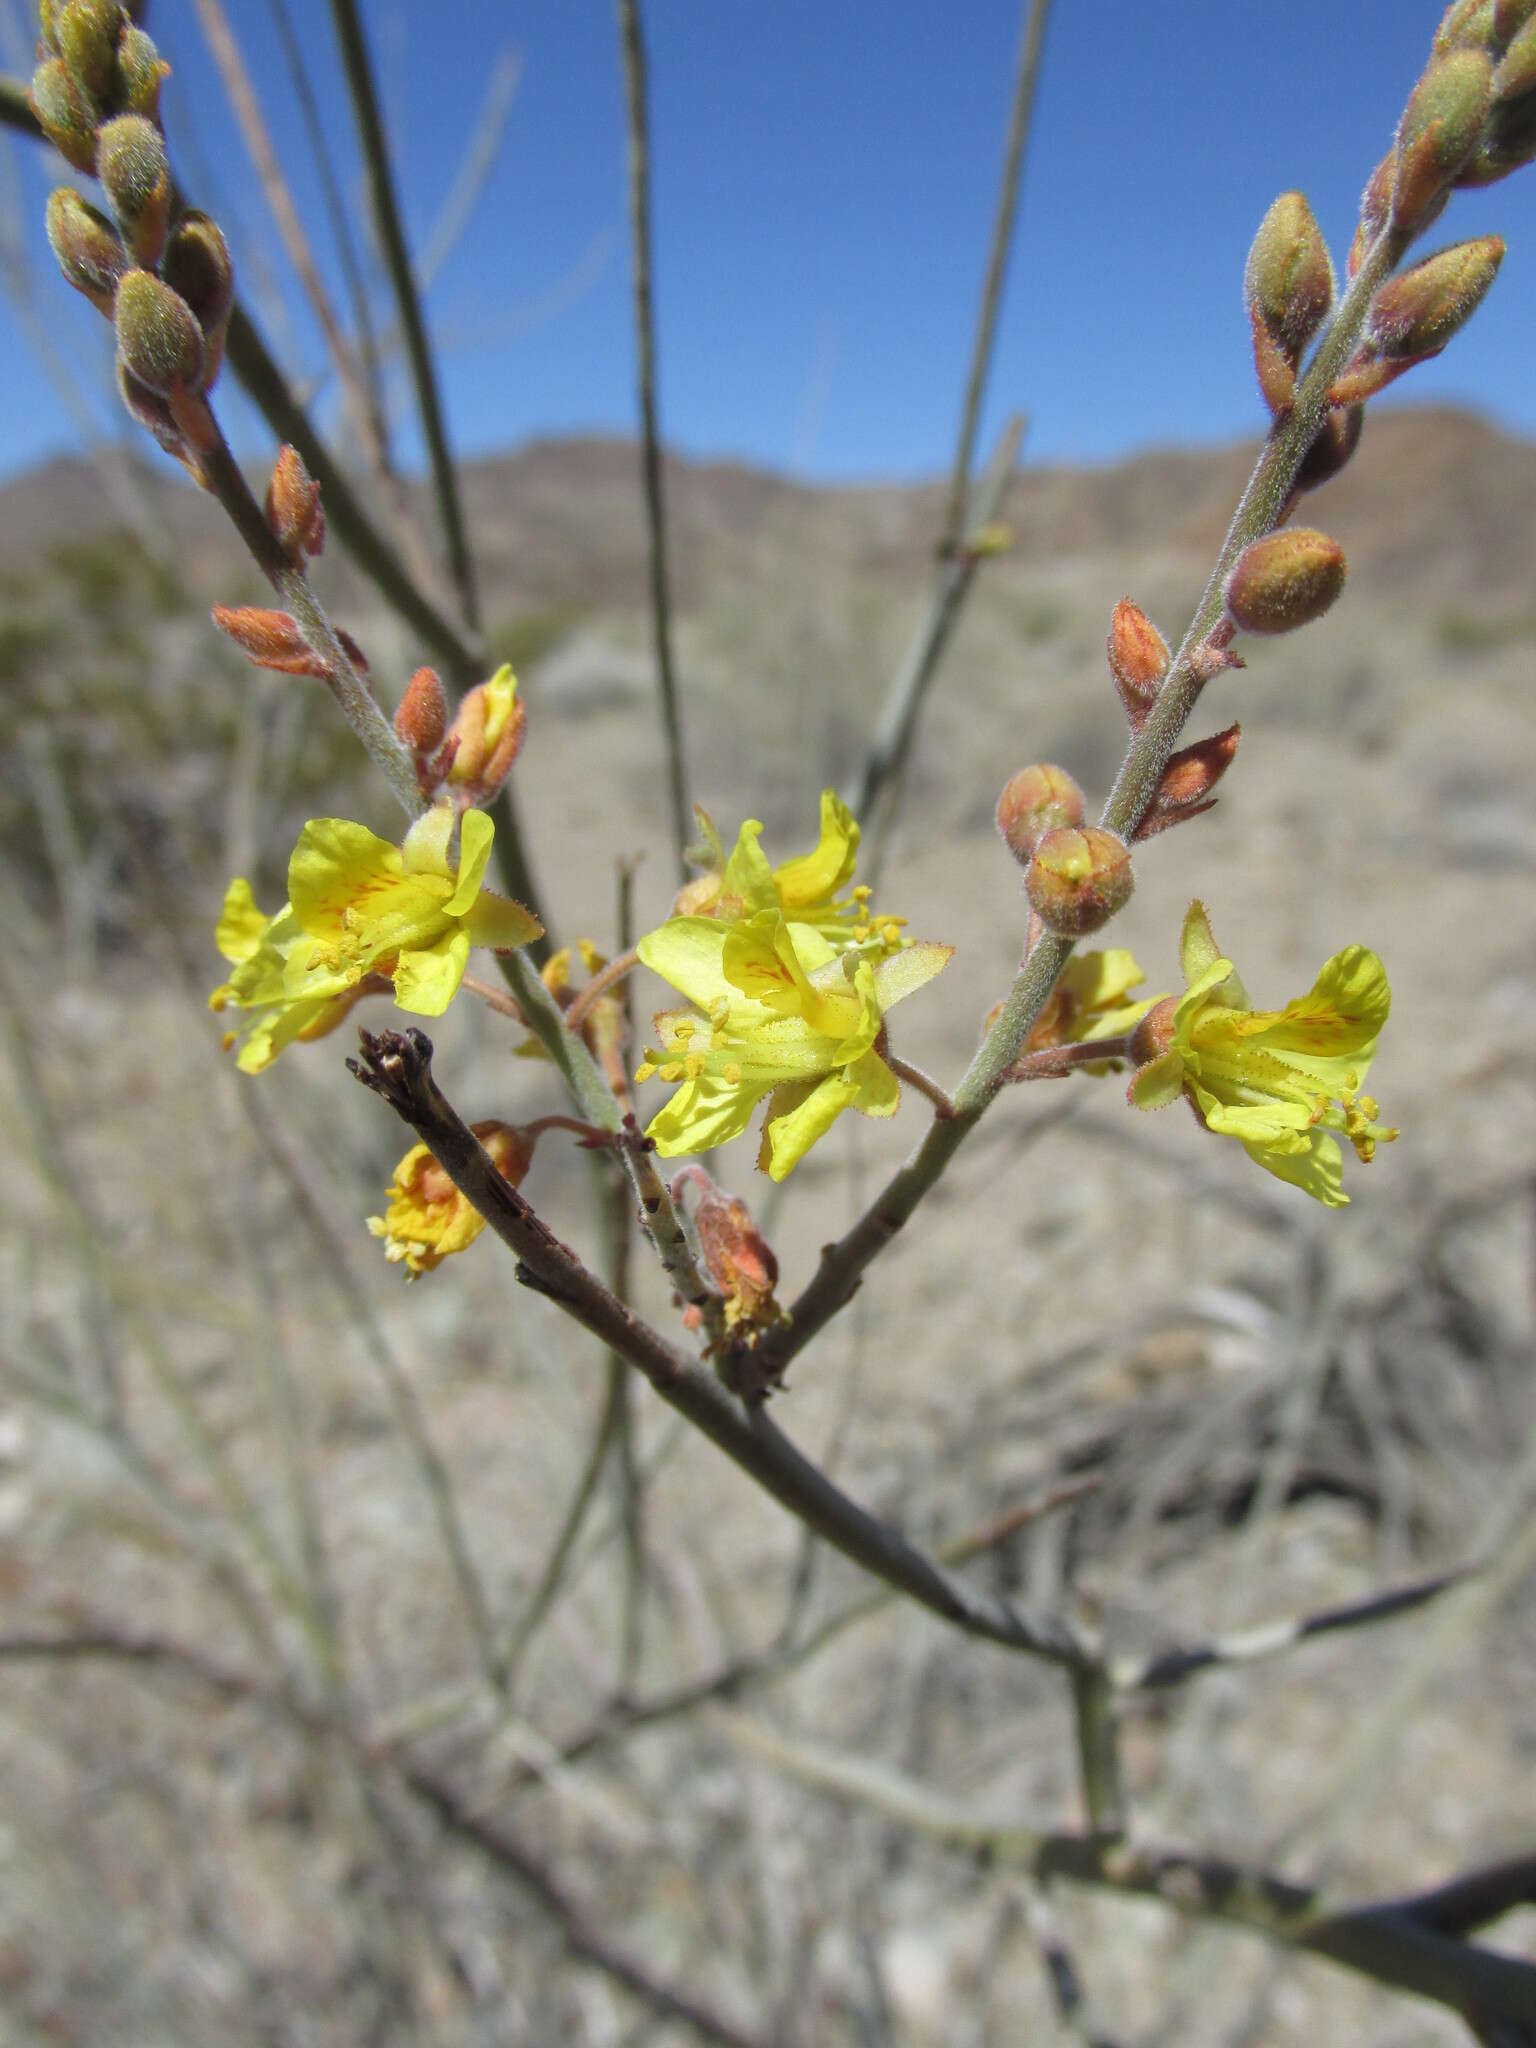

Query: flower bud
[30,57,98,173]
[1024,827,1134,938]
[1245,192,1334,415]
[1393,49,1494,229]
[1134,724,1240,841]
[1456,82,1536,179]
[445,664,526,799]
[1494,14,1536,97]
[1349,153,1397,277]
[96,112,171,264]
[996,763,1085,866]
[395,666,448,755]
[116,357,177,453]
[1223,529,1346,636]
[265,445,325,561]
[690,1182,783,1343]
[1495,0,1536,40]
[1435,0,1499,51]
[159,213,232,381]
[1293,404,1364,497]
[115,26,169,122]
[56,0,123,103]
[478,1119,535,1190]
[45,186,128,315]
[211,604,369,680]
[1107,598,1170,728]
[1369,235,1503,357]
[38,1,63,54]
[113,269,203,395]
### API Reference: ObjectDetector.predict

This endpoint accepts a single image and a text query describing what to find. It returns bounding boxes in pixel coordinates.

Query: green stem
[327,0,481,628]
[618,0,693,879]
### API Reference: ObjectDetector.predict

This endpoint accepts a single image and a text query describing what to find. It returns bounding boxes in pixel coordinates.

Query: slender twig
[847,414,1024,846]
[562,947,641,1035]
[747,217,1414,1390]
[418,47,524,291]
[347,1027,1094,1673]
[883,1051,956,1119]
[1069,1667,1126,1836]
[718,1714,1536,2032]
[460,970,526,1022]
[939,0,1052,555]
[617,0,692,879]
[1113,1560,1479,1692]
[327,0,480,628]
[609,861,646,1691]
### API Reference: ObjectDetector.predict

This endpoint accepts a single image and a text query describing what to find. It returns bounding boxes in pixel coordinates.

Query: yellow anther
[659,1061,685,1082]
[221,1029,237,1052]
[542,946,572,993]
[851,885,872,904]
[722,1062,742,1084]
[684,1052,707,1078]
[634,1061,658,1083]
[708,995,731,1029]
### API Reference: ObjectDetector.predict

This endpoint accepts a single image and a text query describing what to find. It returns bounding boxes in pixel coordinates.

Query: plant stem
[618,0,693,880]
[562,946,641,1034]
[327,0,481,628]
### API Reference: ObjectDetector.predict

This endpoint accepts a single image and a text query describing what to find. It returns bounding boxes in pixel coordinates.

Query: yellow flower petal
[393,931,471,1015]
[445,807,496,914]
[770,790,860,912]
[215,878,269,964]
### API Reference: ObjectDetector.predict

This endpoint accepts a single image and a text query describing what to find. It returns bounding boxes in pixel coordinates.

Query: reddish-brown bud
[688,1180,784,1349]
[1457,80,1536,179]
[1107,598,1171,728]
[30,57,98,173]
[444,665,526,800]
[45,186,127,315]
[1327,354,1422,407]
[96,112,171,264]
[113,269,203,394]
[159,213,233,383]
[1134,724,1240,841]
[1393,49,1494,228]
[1244,192,1334,415]
[475,1120,535,1191]
[1293,404,1365,496]
[265,445,325,561]
[1224,529,1346,636]
[1024,827,1134,938]
[996,763,1085,867]
[395,666,449,755]
[211,605,368,680]
[1370,235,1504,359]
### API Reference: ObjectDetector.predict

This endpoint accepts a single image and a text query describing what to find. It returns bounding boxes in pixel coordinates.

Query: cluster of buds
[35,4,231,476]
[394,662,528,809]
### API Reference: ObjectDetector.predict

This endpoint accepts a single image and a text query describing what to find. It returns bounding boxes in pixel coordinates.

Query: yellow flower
[1024,949,1161,1057]
[366,1121,532,1278]
[680,791,894,947]
[211,803,540,1072]
[1128,902,1397,1207]
[635,908,951,1180]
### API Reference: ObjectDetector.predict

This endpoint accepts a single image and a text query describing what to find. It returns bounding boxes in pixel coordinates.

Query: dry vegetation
[3,410,1535,2044]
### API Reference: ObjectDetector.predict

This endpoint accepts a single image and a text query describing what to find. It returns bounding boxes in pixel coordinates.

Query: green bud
[1224,529,1346,636]
[1024,827,1134,938]
[159,212,232,372]
[96,112,170,265]
[37,1,64,56]
[44,185,128,315]
[1493,14,1536,97]
[1494,0,1536,40]
[56,0,124,104]
[1369,235,1504,357]
[115,26,169,123]
[1434,0,1498,52]
[1245,192,1334,413]
[115,355,178,455]
[1393,49,1495,228]
[114,269,204,394]
[29,57,98,174]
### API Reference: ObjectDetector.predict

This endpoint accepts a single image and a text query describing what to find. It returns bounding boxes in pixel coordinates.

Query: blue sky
[1,1,1532,483]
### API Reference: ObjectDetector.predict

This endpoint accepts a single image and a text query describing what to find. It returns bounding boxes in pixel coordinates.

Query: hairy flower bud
[1127,994,1178,1073]
[444,665,526,800]
[211,604,369,680]
[1224,529,1346,636]
[113,269,203,395]
[395,667,449,755]
[30,57,98,173]
[1107,598,1170,727]
[1293,404,1365,497]
[115,25,169,122]
[56,0,123,103]
[159,213,232,384]
[1369,235,1504,357]
[1245,192,1334,415]
[45,186,128,315]
[691,1182,784,1344]
[96,112,171,264]
[1494,14,1536,97]
[1024,827,1134,937]
[1393,49,1495,228]
[1457,80,1536,179]
[1134,724,1241,840]
[264,445,325,561]
[1435,0,1499,50]
[996,763,1085,866]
